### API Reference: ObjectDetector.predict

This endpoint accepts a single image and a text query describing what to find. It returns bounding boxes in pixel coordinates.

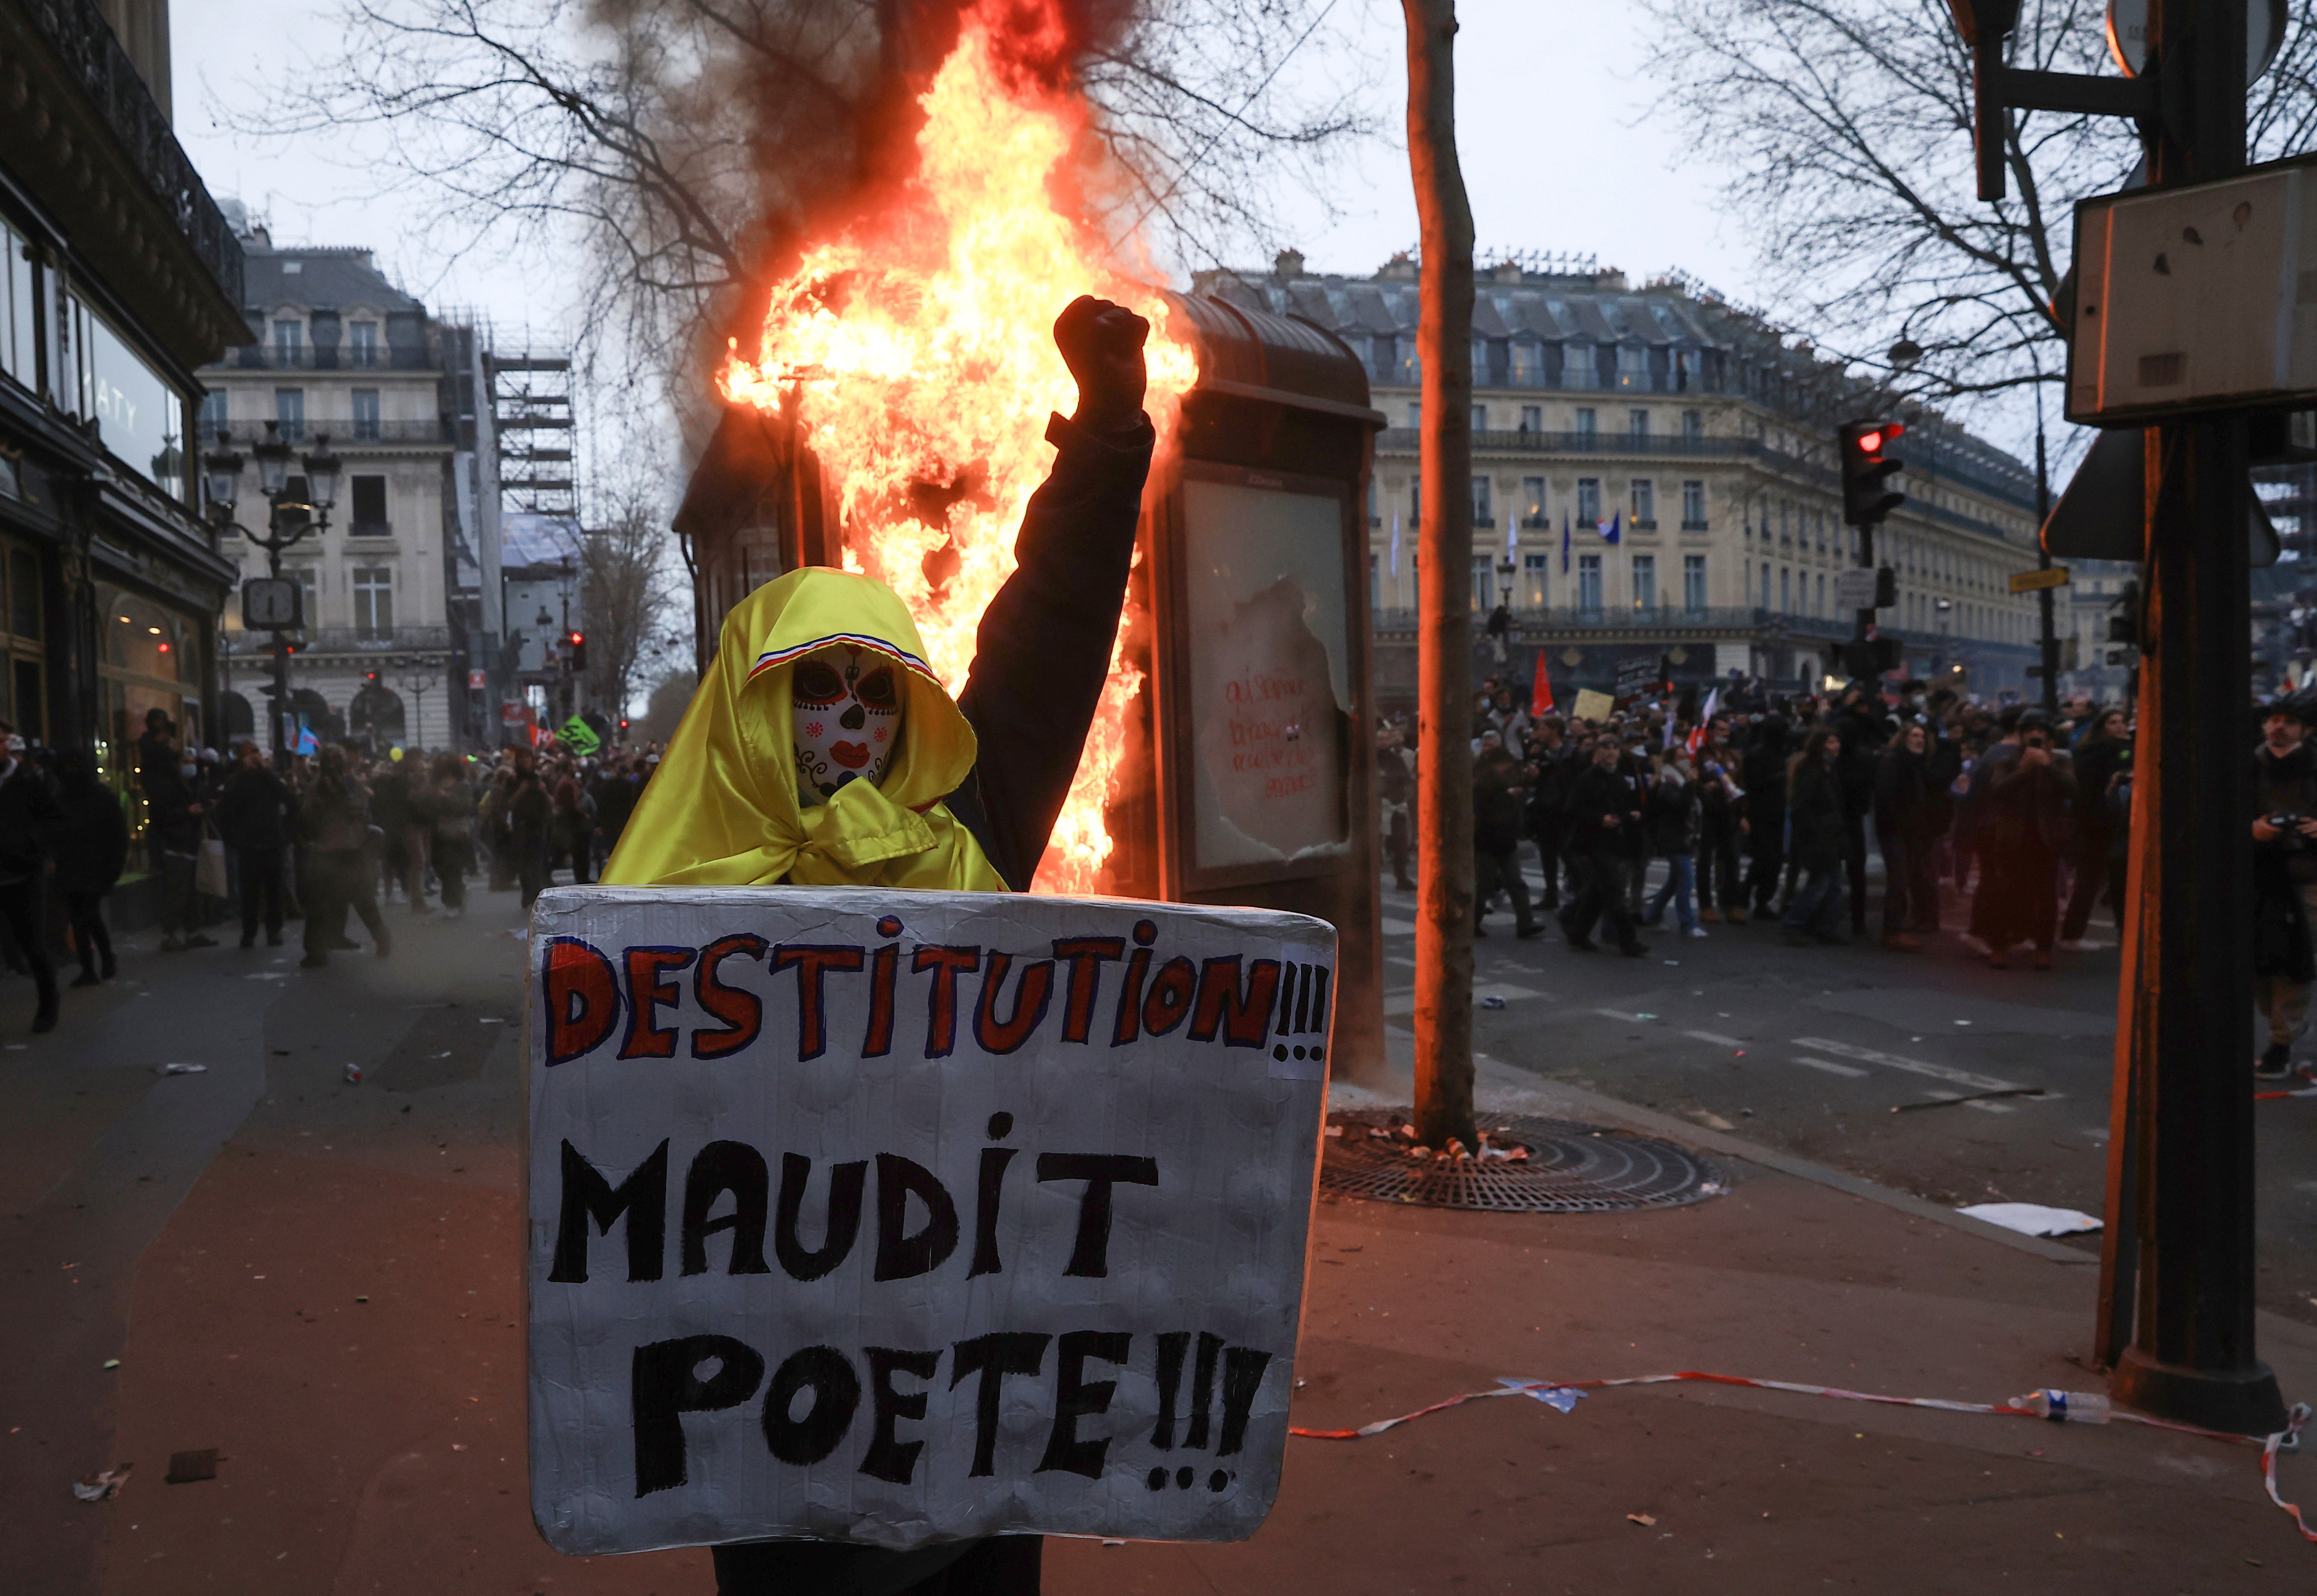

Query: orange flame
[721,12,1194,894]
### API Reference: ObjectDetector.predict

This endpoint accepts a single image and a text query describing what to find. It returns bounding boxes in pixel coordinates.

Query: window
[1577,553,1602,612]
[1512,343,1542,385]
[1470,556,1495,613]
[1632,553,1656,611]
[1759,561,1770,608]
[1520,405,1542,433]
[1409,475,1421,522]
[1617,345,1649,388]
[1368,553,1378,608]
[0,214,33,392]
[1780,567,1791,612]
[352,567,394,640]
[271,319,303,360]
[1577,478,1600,524]
[1470,475,1493,528]
[1628,408,1650,439]
[1681,480,1706,529]
[290,565,321,627]
[1470,404,1488,432]
[349,474,389,534]
[1684,555,1707,612]
[1630,478,1655,525]
[1816,573,1826,616]
[352,388,381,441]
[1566,343,1596,389]
[349,321,379,367]
[1406,402,1421,428]
[1522,552,1548,608]
[1575,407,1597,437]
[1520,476,1546,526]
[275,388,305,441]
[1681,409,1703,442]
[199,390,227,440]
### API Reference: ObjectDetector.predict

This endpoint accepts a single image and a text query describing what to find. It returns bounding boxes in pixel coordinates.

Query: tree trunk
[1400,0,1476,1153]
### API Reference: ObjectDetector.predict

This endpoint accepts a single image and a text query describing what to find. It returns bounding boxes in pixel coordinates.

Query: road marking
[1792,1055,1868,1078]
[1684,1030,1743,1047]
[1964,1100,2016,1114]
[1596,1008,1652,1023]
[1792,1036,2023,1094]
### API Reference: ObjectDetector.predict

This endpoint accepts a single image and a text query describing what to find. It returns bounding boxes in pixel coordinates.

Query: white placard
[526,886,1337,1556]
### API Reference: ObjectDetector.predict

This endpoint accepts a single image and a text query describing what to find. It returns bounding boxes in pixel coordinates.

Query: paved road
[1376,863,2317,1331]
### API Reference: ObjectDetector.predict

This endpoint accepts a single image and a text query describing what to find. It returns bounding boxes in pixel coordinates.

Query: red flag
[1530,653,1555,717]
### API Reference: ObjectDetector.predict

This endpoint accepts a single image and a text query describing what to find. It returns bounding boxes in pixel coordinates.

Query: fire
[721,8,1196,894]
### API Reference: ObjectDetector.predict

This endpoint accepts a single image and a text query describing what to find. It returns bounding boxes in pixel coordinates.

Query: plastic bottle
[2013,1388,2112,1424]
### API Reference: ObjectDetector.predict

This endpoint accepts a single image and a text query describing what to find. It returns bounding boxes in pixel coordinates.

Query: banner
[526,886,1336,1556]
[559,714,604,756]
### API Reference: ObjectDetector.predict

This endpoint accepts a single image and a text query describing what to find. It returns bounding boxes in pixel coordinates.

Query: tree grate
[1321,1109,1725,1213]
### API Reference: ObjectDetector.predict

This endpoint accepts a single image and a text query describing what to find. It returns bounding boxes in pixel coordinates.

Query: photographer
[2253,694,2317,1079]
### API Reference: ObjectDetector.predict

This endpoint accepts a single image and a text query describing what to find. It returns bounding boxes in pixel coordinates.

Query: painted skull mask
[790,644,904,803]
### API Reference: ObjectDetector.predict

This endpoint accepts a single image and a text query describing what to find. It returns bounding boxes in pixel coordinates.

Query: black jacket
[947,411,1155,890]
[213,765,295,851]
[52,771,128,892]
[1788,756,1847,872]
[1568,762,1642,851]
[1472,757,1526,854]
[1873,745,1935,846]
[1741,720,1790,834]
[141,765,204,856]
[0,760,63,883]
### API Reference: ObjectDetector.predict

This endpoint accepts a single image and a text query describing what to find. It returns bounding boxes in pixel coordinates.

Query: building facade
[199,221,464,751]
[1202,255,2047,705]
[0,0,244,830]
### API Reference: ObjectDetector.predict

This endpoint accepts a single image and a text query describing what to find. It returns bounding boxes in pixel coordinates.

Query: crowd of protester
[0,708,668,1028]
[1378,674,2136,972]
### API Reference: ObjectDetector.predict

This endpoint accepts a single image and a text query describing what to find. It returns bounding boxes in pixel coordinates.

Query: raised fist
[1054,294,1149,431]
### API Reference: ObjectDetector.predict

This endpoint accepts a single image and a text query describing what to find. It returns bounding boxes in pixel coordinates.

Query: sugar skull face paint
[790,644,903,803]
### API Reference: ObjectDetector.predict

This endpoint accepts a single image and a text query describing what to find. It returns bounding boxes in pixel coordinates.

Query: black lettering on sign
[1186,1331,1224,1449]
[1037,1330,1131,1478]
[1140,956,1196,1037]
[1151,1330,1191,1450]
[860,1347,942,1484]
[773,1154,866,1282]
[1218,1346,1273,1457]
[1188,956,1283,1047]
[969,1143,1016,1279]
[1307,966,1331,1031]
[771,945,865,1062]
[632,1334,765,1497]
[680,1141,771,1276]
[912,945,981,1058]
[949,1332,1050,1477]
[620,946,697,1059]
[692,933,769,1059]
[873,1153,959,1281]
[542,937,620,1066]
[760,1345,861,1466]
[973,953,1055,1054]
[1035,1153,1159,1278]
[1051,937,1123,1044]
[550,1139,668,1283]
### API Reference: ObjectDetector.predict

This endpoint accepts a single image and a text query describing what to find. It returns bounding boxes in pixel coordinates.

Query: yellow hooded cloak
[600,568,1006,891]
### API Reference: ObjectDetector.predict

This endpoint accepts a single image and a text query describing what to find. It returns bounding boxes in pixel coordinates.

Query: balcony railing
[202,418,450,446]
[1372,604,1856,636]
[223,344,437,372]
[224,625,454,655]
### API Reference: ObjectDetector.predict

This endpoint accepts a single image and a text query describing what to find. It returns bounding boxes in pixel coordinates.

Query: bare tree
[578,489,680,717]
[233,0,1373,431]
[1635,0,2317,408]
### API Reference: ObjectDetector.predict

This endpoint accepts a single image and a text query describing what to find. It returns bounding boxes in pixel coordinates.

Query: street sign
[1834,567,1881,611]
[469,669,487,690]
[241,577,301,631]
[525,885,1332,1555]
[2106,0,2284,83]
[2066,154,2317,423]
[2010,566,2072,594]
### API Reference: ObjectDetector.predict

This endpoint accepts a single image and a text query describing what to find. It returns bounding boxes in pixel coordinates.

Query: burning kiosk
[675,288,1387,1080]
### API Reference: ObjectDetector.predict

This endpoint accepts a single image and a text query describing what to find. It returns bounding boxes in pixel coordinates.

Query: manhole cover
[1321,1108,1724,1213]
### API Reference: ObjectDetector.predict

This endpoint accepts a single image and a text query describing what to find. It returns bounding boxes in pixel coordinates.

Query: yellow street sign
[2009,566,2072,594]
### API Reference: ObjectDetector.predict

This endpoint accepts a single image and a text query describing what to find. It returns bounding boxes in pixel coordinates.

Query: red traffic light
[1854,422,1905,455]
[568,631,584,646]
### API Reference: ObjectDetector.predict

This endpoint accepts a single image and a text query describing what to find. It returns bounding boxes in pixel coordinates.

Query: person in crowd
[1694,716,1746,924]
[1473,744,1540,938]
[1971,710,2077,969]
[133,707,176,789]
[481,765,517,891]
[590,755,642,874]
[370,751,426,912]
[1377,720,1415,892]
[1558,736,1647,956]
[2059,706,2131,948]
[1872,721,1937,952]
[296,745,389,969]
[550,775,596,886]
[51,751,125,989]
[212,739,295,948]
[0,722,61,1030]
[1642,752,1705,938]
[1779,727,1848,946]
[2254,694,2317,1077]
[1741,712,1790,918]
[1827,682,1887,938]
[142,735,213,953]
[422,752,478,919]
[1523,717,1566,908]
[509,747,551,907]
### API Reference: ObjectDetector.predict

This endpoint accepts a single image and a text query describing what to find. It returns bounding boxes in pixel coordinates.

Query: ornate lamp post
[205,421,340,766]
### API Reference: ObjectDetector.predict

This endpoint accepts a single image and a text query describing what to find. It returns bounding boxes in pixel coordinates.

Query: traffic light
[568,631,587,671]
[1838,420,1906,527]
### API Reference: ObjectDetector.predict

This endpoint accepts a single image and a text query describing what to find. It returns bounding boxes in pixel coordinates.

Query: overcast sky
[172,0,1758,334]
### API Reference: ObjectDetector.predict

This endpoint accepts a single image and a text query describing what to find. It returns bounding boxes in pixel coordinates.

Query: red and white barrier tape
[1290,1372,2311,1545]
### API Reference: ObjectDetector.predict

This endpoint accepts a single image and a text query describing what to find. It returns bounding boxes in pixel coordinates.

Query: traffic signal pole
[2101,0,2284,1434]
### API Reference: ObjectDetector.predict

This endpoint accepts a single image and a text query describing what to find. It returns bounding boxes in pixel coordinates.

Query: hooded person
[601,294,1154,1596]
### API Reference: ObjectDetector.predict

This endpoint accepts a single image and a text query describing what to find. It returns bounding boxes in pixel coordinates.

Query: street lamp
[211,419,335,767]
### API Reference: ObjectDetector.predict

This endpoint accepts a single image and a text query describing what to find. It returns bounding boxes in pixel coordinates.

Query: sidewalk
[2,904,2309,1591]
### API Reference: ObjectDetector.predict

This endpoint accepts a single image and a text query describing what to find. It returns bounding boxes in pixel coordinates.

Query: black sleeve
[951,410,1155,890]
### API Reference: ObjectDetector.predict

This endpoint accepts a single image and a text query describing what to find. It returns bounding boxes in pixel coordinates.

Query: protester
[1558,737,1647,956]
[0,723,60,1030]
[141,736,214,953]
[1971,711,2076,969]
[2254,695,2317,1077]
[51,751,125,988]
[1741,713,1790,918]
[213,739,294,948]
[1473,745,1540,938]
[423,753,478,918]
[2059,706,2131,948]
[1872,722,1936,952]
[296,746,390,969]
[1779,728,1847,946]
[1642,753,1705,938]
